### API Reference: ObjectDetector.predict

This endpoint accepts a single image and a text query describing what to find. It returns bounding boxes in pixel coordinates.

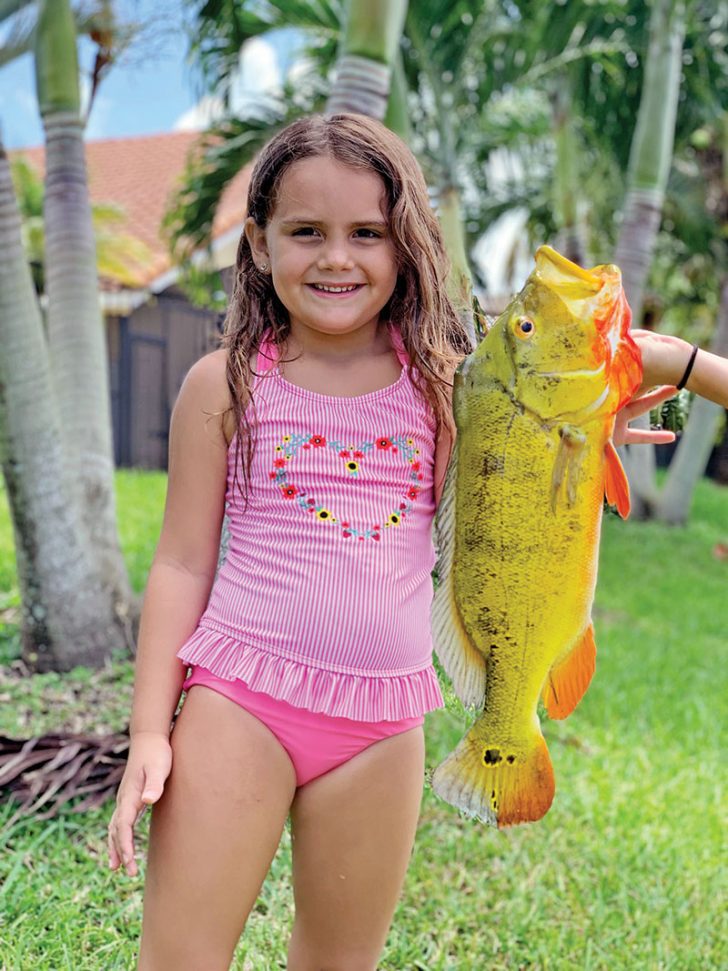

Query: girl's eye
[354,228,382,239]
[291,227,319,237]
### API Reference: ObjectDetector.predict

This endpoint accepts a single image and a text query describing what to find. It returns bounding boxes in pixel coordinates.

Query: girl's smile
[245,156,399,343]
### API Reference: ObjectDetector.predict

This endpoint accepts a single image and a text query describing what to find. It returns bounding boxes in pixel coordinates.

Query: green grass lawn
[0,472,726,969]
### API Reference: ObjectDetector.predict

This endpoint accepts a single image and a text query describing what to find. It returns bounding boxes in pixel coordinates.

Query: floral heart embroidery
[269,433,425,542]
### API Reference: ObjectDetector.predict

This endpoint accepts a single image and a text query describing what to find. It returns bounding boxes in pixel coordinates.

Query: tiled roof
[16,130,250,289]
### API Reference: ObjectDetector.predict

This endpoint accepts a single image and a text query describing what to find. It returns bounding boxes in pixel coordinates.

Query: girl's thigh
[286,725,425,971]
[138,685,297,971]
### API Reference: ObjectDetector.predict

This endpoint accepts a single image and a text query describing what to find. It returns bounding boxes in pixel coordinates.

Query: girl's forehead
[272,156,388,220]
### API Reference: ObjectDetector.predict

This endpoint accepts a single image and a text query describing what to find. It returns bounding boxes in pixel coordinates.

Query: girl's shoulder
[178,349,237,446]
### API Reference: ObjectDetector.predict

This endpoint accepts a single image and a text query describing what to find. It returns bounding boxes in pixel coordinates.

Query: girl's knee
[138,934,237,971]
[287,923,384,971]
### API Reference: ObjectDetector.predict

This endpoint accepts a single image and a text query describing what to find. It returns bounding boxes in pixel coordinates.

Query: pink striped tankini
[176,328,444,721]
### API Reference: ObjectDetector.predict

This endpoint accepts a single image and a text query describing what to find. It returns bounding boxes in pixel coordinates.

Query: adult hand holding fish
[432,246,651,827]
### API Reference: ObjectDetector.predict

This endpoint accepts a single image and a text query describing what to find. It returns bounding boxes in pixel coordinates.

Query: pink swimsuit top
[177,328,444,720]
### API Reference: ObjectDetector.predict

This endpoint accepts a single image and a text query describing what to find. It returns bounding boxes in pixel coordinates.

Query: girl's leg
[138,686,297,971]
[286,726,425,971]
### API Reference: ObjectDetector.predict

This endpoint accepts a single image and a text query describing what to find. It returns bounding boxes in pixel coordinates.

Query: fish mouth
[536,246,604,291]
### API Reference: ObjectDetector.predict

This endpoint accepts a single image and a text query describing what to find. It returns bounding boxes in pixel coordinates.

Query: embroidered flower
[316,508,334,521]
[339,450,351,458]
[376,437,392,450]
[274,458,287,468]
[281,485,299,499]
[310,435,326,447]
[346,461,359,474]
[353,450,364,459]
[386,513,402,527]
[406,486,420,500]
[411,461,421,472]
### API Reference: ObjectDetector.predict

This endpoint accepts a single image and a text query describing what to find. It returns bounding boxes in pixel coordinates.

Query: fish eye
[515,316,535,339]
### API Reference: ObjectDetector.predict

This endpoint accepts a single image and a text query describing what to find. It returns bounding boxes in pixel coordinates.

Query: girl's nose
[317,239,354,271]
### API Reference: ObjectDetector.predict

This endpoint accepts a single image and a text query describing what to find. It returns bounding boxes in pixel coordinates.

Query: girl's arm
[130,349,232,736]
[108,349,232,876]
[633,330,728,408]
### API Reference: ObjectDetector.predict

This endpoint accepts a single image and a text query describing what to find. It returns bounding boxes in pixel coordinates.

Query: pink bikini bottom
[182,665,424,787]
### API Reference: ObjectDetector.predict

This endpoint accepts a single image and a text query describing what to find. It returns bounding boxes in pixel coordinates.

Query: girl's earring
[259,262,269,273]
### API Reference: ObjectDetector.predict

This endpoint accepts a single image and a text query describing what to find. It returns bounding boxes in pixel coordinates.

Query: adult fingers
[622,428,676,446]
[623,384,677,419]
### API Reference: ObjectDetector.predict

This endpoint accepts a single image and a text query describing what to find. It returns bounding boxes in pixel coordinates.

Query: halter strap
[255,331,280,377]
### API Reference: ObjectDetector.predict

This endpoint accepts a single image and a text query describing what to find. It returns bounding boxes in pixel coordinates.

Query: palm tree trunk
[35,0,134,620]
[438,184,477,344]
[326,0,408,120]
[655,279,728,524]
[552,80,586,266]
[0,141,128,671]
[614,0,686,517]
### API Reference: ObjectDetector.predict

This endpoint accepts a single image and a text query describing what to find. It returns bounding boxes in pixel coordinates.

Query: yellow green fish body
[431,246,642,827]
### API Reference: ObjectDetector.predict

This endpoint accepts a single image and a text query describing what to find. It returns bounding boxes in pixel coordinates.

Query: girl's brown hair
[222,112,472,493]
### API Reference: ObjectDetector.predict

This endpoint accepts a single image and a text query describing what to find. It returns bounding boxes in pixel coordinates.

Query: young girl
[107,113,683,971]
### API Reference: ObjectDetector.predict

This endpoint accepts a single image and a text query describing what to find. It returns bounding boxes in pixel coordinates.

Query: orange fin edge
[543,623,597,720]
[604,439,630,518]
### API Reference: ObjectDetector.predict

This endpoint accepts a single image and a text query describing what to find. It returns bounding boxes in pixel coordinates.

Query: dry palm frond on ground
[0,731,129,822]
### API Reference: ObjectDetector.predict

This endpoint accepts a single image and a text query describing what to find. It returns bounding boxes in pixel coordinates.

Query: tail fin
[431,727,555,827]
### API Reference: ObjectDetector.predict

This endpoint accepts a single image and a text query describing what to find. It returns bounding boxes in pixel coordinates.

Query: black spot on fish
[507,755,516,764]
[484,748,502,765]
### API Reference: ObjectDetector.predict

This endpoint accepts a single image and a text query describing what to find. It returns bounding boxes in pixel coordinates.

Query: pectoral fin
[551,425,587,512]
[604,440,630,518]
[432,440,487,708]
[542,623,597,720]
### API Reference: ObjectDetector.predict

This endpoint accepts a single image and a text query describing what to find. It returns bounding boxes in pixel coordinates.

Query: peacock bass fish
[431,245,642,827]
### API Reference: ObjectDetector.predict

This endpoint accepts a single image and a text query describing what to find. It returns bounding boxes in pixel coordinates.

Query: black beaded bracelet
[676,344,699,391]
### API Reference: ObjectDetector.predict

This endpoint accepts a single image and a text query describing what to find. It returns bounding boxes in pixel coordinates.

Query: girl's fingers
[108,794,142,876]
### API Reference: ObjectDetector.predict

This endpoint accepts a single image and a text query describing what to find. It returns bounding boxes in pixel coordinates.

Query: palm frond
[0,732,129,823]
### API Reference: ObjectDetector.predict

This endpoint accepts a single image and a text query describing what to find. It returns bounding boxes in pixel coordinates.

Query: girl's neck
[285,321,392,365]
[278,321,402,397]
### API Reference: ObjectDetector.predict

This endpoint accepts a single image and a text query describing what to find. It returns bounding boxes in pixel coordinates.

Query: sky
[0,0,292,149]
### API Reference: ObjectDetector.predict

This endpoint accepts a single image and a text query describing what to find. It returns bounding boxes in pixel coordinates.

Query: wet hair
[221,112,472,494]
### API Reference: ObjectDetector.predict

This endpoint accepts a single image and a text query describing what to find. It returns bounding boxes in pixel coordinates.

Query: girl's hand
[614,385,678,447]
[108,731,172,877]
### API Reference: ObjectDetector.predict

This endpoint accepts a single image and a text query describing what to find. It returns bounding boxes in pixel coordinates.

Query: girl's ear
[244,216,269,269]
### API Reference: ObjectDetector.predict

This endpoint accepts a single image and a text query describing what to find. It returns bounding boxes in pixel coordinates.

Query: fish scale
[431,246,642,826]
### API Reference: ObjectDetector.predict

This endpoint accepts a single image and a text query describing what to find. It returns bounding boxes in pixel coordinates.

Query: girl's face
[245,156,399,342]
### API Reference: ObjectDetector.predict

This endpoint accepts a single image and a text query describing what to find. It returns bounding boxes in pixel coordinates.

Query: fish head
[478,246,642,422]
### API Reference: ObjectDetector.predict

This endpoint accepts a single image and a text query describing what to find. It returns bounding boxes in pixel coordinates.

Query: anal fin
[542,623,597,720]
[431,569,487,707]
[604,440,630,518]
[432,439,487,707]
